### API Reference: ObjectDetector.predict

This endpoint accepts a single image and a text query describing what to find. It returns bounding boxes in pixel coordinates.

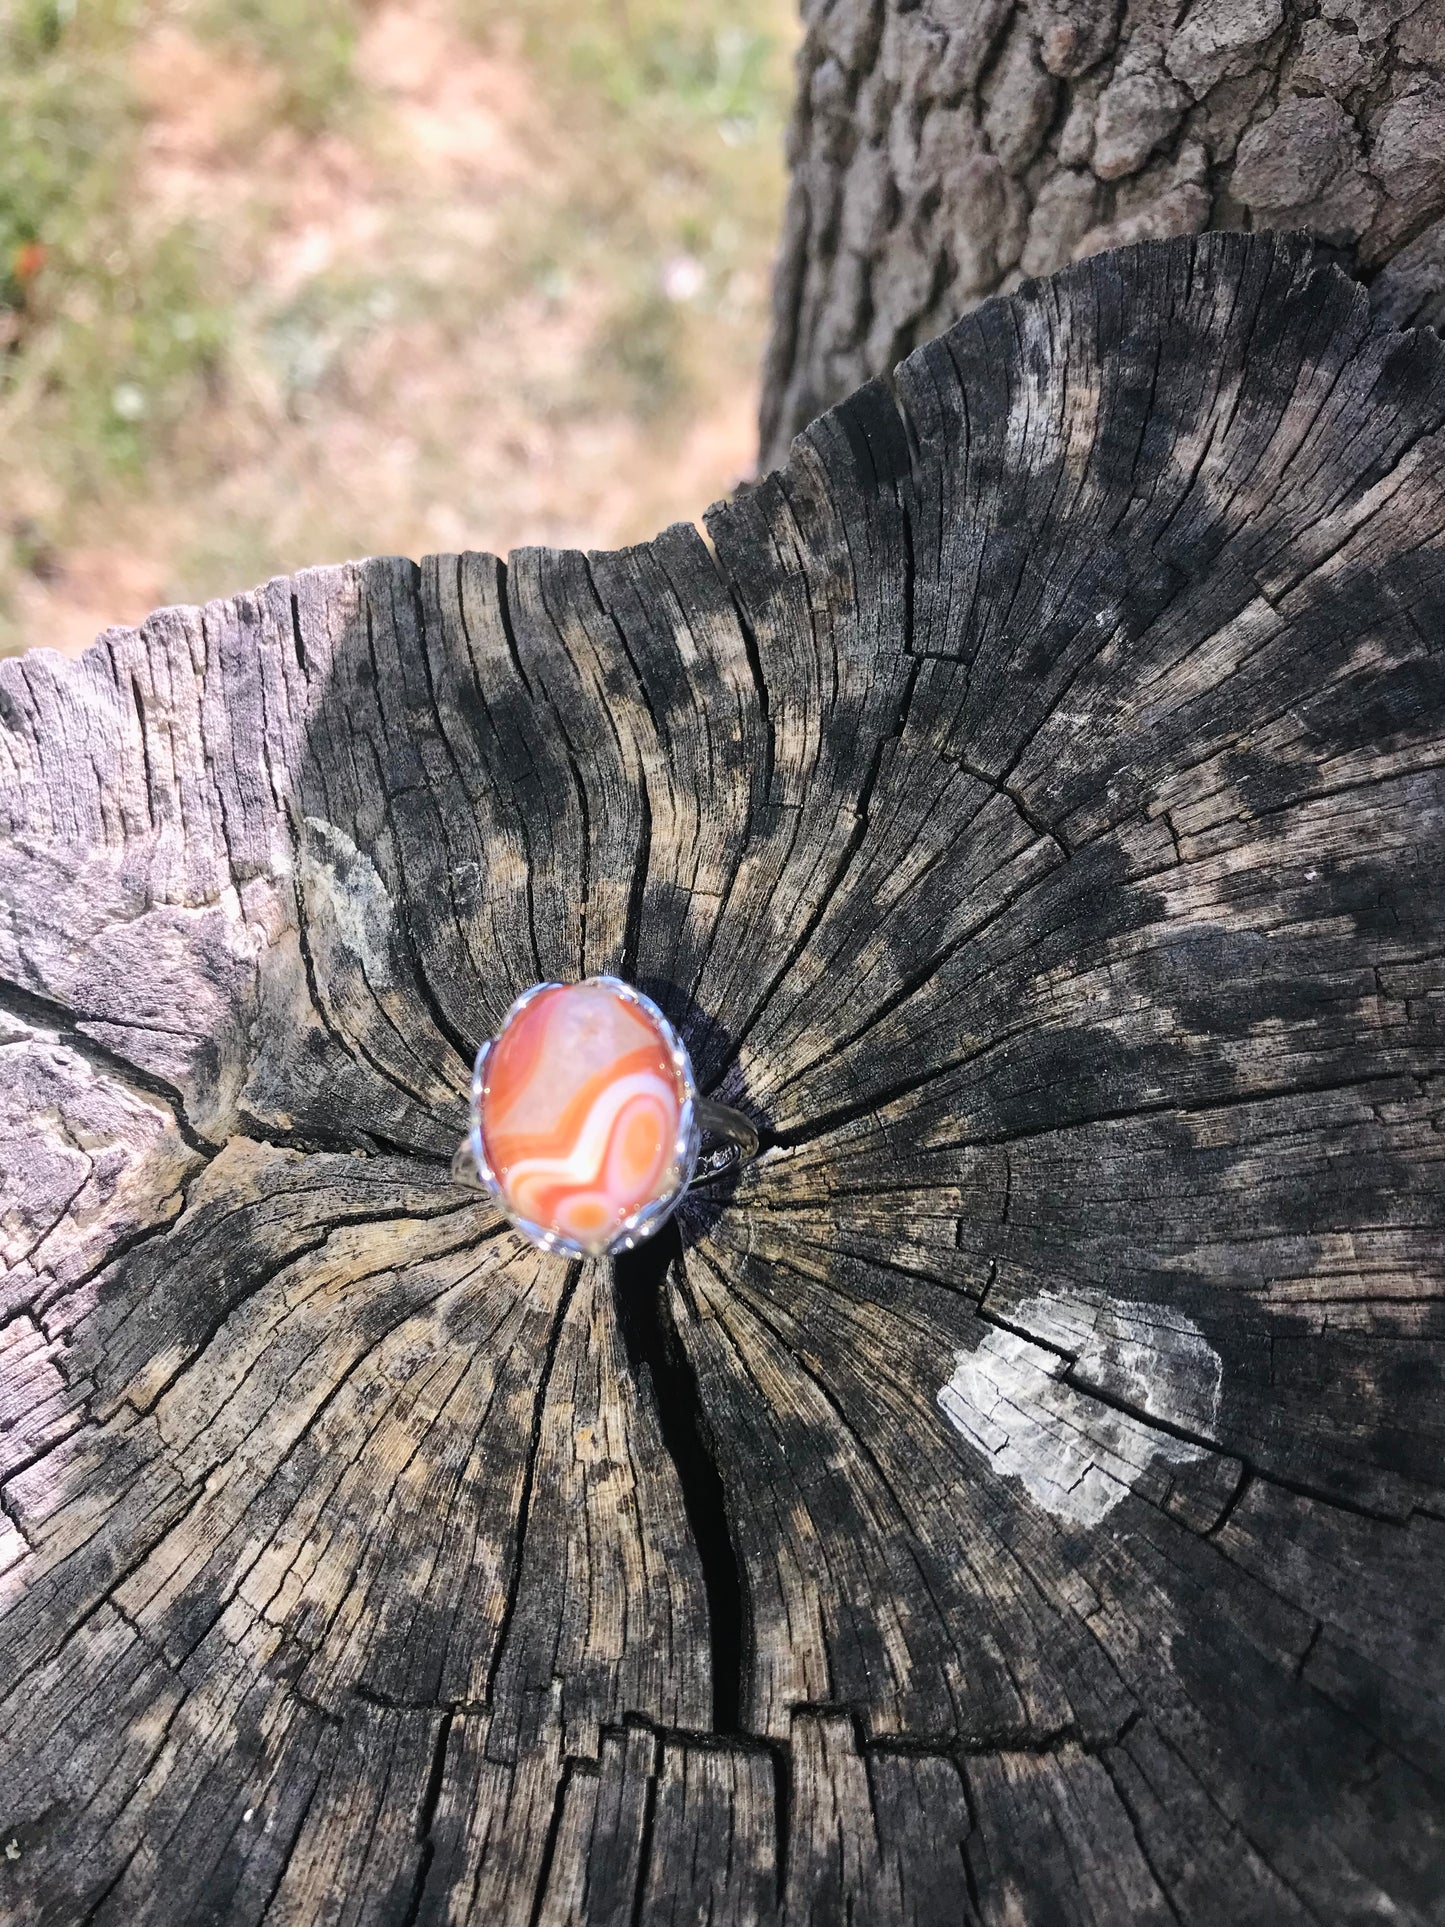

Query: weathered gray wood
[1,233,1443,1924]
[762,0,1445,464]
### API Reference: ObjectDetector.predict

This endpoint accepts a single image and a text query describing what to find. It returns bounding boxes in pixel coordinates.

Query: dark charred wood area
[1,233,1443,1924]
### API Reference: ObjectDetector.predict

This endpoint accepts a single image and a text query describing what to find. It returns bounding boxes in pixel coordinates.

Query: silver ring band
[691,1098,759,1182]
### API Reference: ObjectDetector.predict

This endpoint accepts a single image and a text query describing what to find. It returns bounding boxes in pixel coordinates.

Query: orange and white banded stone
[480,980,688,1253]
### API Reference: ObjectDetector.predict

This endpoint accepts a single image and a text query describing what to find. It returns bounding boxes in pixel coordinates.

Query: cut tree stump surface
[1,233,1443,1926]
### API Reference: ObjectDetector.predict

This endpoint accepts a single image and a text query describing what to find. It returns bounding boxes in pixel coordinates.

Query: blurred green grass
[1,0,225,486]
[201,0,358,129]
[0,0,796,653]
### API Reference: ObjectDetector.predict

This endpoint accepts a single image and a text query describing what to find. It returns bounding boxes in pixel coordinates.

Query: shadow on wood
[1,232,1443,1925]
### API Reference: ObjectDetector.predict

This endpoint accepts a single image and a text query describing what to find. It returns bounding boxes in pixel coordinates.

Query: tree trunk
[2,233,1444,1924]
[761,0,1445,467]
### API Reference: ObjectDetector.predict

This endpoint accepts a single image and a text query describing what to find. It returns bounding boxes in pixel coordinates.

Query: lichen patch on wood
[938,1297,1223,1526]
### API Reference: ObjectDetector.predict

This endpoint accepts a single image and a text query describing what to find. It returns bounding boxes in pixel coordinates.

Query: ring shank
[694,1098,760,1160]
[691,1098,759,1184]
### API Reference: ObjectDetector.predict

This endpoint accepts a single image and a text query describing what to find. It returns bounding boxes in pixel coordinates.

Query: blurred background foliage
[0,0,796,654]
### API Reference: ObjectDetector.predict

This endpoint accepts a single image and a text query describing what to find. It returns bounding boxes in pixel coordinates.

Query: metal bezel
[465,976,701,1259]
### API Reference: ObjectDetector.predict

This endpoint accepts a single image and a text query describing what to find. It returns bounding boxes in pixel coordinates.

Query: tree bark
[1,233,1444,1924]
[761,0,1445,467]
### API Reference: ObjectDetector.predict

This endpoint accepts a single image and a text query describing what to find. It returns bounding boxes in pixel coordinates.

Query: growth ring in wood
[0,233,1442,1924]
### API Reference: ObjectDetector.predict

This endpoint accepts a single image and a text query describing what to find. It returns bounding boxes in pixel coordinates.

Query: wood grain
[1,233,1442,1924]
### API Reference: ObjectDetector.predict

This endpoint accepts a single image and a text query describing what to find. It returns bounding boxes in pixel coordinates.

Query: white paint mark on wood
[938,1295,1222,1526]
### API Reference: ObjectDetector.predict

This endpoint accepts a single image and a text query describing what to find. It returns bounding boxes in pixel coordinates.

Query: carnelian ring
[464,976,701,1257]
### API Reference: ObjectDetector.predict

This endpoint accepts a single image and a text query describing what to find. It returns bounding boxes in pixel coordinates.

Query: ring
[449,976,758,1256]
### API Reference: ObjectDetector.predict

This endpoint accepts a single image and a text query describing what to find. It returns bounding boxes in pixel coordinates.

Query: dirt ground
[1,0,797,655]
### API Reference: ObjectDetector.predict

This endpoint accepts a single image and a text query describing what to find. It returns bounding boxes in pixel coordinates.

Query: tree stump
[2,233,1443,1926]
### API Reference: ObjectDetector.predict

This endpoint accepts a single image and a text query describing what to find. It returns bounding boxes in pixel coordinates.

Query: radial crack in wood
[0,234,1442,1924]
